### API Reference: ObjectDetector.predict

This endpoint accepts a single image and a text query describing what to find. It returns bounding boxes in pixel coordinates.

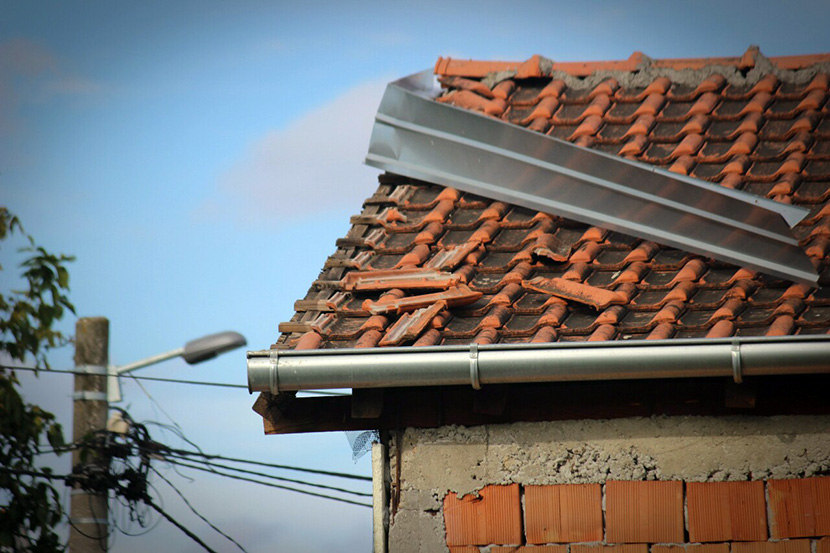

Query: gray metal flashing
[365,70,818,286]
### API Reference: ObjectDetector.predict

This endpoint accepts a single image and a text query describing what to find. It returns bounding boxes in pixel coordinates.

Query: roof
[274,48,830,354]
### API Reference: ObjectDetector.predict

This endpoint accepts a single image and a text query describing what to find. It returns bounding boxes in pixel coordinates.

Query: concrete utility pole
[70,317,109,552]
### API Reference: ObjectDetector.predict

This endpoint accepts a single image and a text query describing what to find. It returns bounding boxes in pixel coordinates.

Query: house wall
[384,415,830,553]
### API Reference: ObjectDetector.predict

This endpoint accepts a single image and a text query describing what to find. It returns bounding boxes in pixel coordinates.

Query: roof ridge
[436,47,830,89]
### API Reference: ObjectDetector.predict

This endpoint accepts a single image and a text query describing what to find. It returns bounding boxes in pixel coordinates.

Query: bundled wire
[34,406,374,552]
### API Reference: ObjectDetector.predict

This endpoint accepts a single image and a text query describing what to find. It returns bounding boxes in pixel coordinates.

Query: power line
[142,495,218,553]
[39,441,372,483]
[1,364,347,395]
[3,364,246,389]
[165,446,372,482]
[166,458,372,508]
[162,452,371,497]
[151,467,247,553]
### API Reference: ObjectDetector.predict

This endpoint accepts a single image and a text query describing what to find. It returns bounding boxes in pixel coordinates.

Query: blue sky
[3,1,830,551]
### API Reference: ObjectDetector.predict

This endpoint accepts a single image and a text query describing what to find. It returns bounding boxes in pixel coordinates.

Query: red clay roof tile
[363,285,482,315]
[523,277,626,310]
[491,79,515,100]
[379,301,446,346]
[706,319,734,337]
[647,322,674,339]
[342,268,462,291]
[439,76,495,98]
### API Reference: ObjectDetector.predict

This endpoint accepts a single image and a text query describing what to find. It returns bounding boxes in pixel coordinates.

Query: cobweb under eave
[345,430,380,462]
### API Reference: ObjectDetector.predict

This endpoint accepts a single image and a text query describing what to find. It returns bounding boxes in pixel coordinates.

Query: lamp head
[182,331,247,365]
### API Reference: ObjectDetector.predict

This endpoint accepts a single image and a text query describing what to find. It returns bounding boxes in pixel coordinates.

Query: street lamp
[71,319,246,552]
[107,330,247,402]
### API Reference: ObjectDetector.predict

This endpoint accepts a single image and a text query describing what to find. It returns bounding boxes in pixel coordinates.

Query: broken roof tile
[523,277,626,310]
[363,284,482,315]
[342,267,462,291]
[438,89,507,116]
[379,301,446,346]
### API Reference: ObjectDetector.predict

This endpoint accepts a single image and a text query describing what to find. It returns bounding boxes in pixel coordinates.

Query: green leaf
[46,422,65,451]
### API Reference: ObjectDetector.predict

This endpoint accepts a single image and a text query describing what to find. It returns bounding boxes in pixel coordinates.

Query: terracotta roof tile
[706,319,734,337]
[274,50,830,354]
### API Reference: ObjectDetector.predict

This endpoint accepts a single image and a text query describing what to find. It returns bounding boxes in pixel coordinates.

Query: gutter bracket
[469,343,481,390]
[731,340,743,384]
[269,350,280,394]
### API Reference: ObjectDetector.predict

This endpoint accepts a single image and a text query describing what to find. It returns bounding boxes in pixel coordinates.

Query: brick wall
[442,477,830,552]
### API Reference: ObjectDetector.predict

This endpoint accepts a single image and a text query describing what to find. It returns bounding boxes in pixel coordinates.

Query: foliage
[0,207,75,551]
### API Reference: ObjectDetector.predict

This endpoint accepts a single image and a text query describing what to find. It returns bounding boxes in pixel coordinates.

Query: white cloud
[200,78,388,226]
[0,37,103,168]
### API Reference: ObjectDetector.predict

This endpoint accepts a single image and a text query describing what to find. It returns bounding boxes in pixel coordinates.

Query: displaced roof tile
[523,277,627,310]
[363,284,483,315]
[342,268,461,291]
[379,301,446,346]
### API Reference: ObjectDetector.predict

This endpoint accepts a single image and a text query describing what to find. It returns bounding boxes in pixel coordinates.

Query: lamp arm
[114,347,186,376]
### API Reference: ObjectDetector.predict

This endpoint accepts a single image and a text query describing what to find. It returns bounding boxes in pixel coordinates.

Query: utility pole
[70,317,109,552]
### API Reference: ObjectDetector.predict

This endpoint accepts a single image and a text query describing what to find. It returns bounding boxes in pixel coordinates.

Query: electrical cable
[151,467,248,553]
[162,452,371,497]
[37,442,372,483]
[163,446,372,481]
[1,364,348,395]
[129,374,184,436]
[165,458,372,508]
[141,495,219,553]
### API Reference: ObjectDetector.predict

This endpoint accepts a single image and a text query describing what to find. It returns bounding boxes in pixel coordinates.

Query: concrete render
[385,414,830,553]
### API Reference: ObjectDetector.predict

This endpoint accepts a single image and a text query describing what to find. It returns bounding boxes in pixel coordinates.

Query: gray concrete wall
[385,415,830,553]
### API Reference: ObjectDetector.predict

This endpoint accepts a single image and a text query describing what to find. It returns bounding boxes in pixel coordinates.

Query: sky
[2,1,830,551]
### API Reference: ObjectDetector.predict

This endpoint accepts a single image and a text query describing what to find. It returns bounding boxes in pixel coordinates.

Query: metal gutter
[247,335,830,394]
[364,70,818,286]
